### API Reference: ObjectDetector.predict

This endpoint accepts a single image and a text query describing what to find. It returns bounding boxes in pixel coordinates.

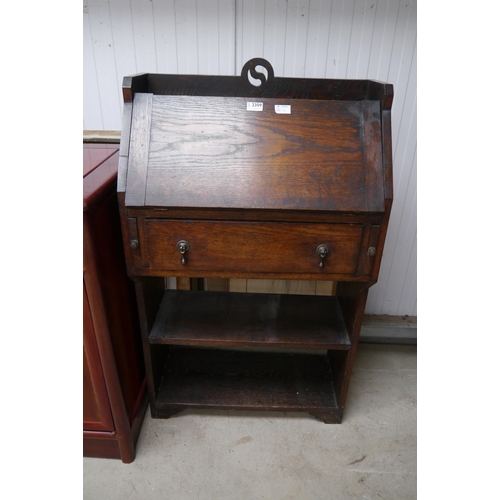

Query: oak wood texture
[149,290,350,349]
[83,145,147,463]
[124,93,153,206]
[142,220,364,275]
[131,96,383,213]
[118,59,393,425]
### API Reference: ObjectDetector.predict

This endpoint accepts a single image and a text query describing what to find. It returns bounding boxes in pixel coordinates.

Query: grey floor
[83,344,417,500]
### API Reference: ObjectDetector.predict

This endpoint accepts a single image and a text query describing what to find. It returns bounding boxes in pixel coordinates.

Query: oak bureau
[118,59,393,424]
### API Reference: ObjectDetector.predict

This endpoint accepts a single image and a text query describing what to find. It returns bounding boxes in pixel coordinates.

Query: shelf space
[149,290,350,350]
[155,347,340,418]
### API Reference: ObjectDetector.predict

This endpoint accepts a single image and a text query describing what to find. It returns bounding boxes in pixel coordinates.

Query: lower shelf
[153,347,342,423]
[149,290,350,349]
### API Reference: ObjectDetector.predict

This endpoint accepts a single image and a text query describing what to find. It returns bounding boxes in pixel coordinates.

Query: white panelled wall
[83,0,417,317]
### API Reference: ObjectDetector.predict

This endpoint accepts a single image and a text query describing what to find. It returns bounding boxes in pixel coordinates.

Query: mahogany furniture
[118,59,393,424]
[83,144,147,462]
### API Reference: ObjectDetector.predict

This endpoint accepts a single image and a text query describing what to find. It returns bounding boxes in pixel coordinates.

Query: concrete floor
[83,344,417,500]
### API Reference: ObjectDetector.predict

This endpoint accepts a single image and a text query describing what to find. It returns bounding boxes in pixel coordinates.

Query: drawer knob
[368,246,376,257]
[316,244,330,269]
[177,240,190,265]
[130,239,139,250]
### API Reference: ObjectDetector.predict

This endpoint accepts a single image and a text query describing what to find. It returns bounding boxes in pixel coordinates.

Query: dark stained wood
[363,100,384,210]
[332,282,370,408]
[126,207,385,224]
[155,347,340,423]
[132,278,168,402]
[129,267,375,282]
[124,73,377,103]
[309,410,343,424]
[382,111,394,201]
[367,79,394,111]
[126,95,384,213]
[83,145,147,463]
[125,93,153,206]
[118,59,393,426]
[142,220,365,276]
[370,199,393,282]
[122,73,149,103]
[149,290,350,349]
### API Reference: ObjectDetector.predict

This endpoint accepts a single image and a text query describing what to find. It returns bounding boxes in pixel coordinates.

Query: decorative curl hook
[241,58,275,87]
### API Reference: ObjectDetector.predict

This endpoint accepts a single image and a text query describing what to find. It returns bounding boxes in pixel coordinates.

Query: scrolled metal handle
[177,240,190,265]
[316,244,330,269]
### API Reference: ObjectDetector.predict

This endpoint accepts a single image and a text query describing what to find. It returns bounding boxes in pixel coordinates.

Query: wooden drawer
[139,219,372,276]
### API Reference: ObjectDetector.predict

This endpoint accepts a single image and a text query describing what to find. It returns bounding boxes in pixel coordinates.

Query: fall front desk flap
[119,61,391,214]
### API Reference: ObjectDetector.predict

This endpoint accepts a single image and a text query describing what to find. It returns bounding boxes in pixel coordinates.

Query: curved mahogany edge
[83,384,148,463]
[84,435,122,461]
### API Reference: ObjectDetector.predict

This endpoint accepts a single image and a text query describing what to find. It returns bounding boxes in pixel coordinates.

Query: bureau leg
[310,410,343,424]
[134,278,168,402]
[150,406,185,420]
[335,282,370,409]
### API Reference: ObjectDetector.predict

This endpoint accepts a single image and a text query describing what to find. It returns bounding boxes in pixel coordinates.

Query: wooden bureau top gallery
[117,59,393,424]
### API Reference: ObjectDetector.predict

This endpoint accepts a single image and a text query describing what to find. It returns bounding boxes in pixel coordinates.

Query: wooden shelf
[149,290,350,350]
[154,347,340,421]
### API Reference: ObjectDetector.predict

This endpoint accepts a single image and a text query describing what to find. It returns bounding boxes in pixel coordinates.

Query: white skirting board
[360,315,417,345]
[83,131,120,143]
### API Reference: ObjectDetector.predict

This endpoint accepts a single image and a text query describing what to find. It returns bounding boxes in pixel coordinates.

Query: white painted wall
[83,0,417,316]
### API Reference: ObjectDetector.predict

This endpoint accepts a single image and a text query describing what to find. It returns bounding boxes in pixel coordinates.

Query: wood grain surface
[123,95,384,212]
[149,290,350,349]
[117,66,393,425]
[156,347,339,411]
[125,93,153,206]
[143,219,364,275]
